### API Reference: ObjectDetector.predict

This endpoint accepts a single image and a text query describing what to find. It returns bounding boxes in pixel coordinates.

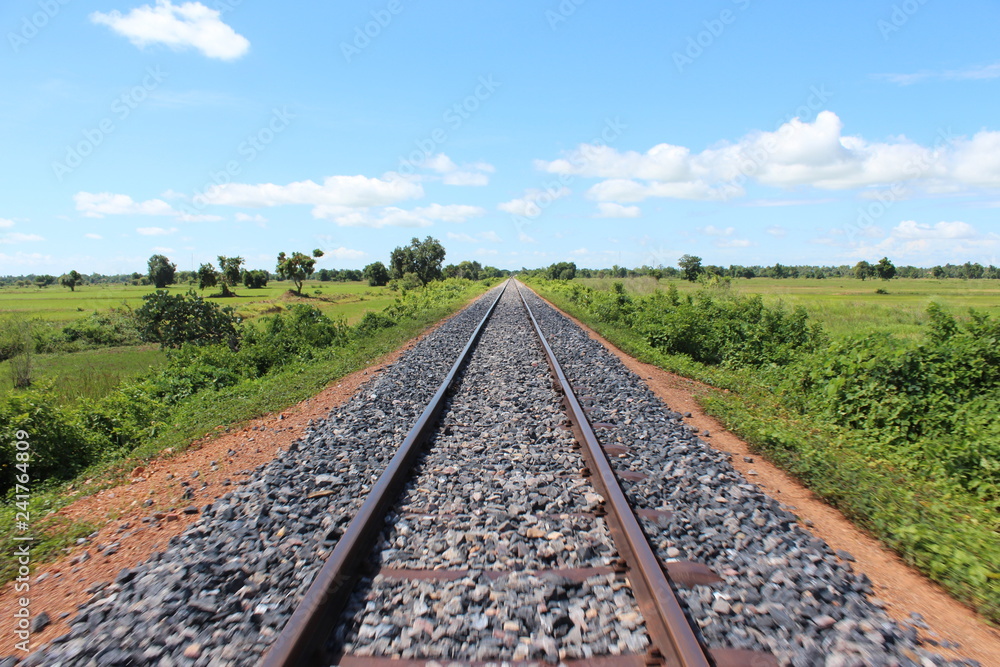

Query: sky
[2,0,999,275]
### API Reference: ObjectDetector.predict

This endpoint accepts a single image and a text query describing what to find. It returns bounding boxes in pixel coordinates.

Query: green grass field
[0,280,400,403]
[579,277,1000,339]
[0,280,397,325]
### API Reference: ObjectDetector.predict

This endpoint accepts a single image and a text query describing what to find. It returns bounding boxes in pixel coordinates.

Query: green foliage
[242,269,269,289]
[276,249,324,295]
[197,263,218,291]
[147,254,177,289]
[678,254,703,282]
[389,236,446,285]
[60,270,83,291]
[547,261,577,281]
[0,385,105,491]
[216,256,244,296]
[61,308,142,347]
[363,261,390,287]
[135,290,240,350]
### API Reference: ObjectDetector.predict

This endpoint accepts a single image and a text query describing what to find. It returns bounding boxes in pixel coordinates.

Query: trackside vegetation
[0,278,491,584]
[529,278,1000,623]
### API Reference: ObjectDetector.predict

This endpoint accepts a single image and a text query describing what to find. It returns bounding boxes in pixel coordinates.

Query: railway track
[261,280,776,666]
[16,281,977,667]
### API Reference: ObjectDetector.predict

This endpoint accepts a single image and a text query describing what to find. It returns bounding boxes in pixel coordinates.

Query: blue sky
[2,0,999,274]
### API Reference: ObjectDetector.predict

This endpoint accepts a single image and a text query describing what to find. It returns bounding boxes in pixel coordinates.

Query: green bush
[61,308,142,347]
[136,290,240,349]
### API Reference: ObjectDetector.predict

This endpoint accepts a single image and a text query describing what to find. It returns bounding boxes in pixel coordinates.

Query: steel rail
[513,280,713,667]
[260,280,509,667]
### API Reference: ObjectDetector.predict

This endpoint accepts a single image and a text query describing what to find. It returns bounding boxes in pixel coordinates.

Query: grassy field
[0,280,397,325]
[579,277,1000,339]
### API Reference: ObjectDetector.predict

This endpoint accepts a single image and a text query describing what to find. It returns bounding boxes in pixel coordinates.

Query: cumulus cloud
[235,212,267,223]
[424,154,495,186]
[91,1,250,61]
[322,247,366,260]
[498,187,571,217]
[844,220,998,263]
[0,218,14,229]
[893,220,977,240]
[535,111,1000,204]
[766,225,787,237]
[76,192,176,218]
[877,62,1000,86]
[85,233,103,240]
[203,174,423,213]
[701,225,735,237]
[595,202,641,218]
[316,204,485,228]
[447,230,503,244]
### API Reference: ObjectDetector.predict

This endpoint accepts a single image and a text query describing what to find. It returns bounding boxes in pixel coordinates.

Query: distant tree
[931,265,946,279]
[853,260,874,281]
[147,254,177,289]
[34,275,56,289]
[197,263,219,291]
[678,255,703,282]
[242,269,269,289]
[389,237,446,285]
[276,249,324,295]
[874,257,896,281]
[363,261,390,287]
[216,256,244,297]
[60,270,83,291]
[481,265,503,279]
[316,268,332,282]
[546,261,577,281]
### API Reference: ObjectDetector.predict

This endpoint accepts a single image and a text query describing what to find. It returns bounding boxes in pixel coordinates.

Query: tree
[363,261,390,287]
[217,256,244,297]
[389,237,446,285]
[242,269,269,289]
[874,257,896,281]
[276,249,324,295]
[34,275,55,289]
[147,254,177,289]
[197,263,219,291]
[60,270,83,291]
[136,290,240,350]
[546,261,576,281]
[678,255,703,282]
[853,260,874,281]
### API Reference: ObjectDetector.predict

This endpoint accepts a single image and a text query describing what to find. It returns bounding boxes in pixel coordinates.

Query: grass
[0,280,397,325]
[0,281,490,586]
[0,346,167,405]
[578,277,1000,339]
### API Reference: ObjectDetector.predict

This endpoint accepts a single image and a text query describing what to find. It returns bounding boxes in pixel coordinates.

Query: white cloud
[76,192,177,218]
[235,212,267,223]
[322,247,366,261]
[498,187,571,217]
[893,220,977,240]
[878,62,1000,86]
[316,203,485,228]
[765,225,787,237]
[447,232,476,243]
[137,226,179,236]
[0,218,14,229]
[536,111,1000,203]
[480,230,503,243]
[0,252,51,266]
[205,174,423,214]
[90,0,250,61]
[447,230,503,244]
[85,233,103,240]
[151,246,175,253]
[595,202,641,218]
[0,232,44,244]
[715,238,752,248]
[424,154,494,186]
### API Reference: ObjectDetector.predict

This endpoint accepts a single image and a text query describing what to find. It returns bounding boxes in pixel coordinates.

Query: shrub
[136,290,240,350]
[61,308,142,347]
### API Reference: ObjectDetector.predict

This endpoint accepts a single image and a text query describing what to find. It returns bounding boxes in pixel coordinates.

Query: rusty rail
[513,280,713,667]
[259,281,508,667]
